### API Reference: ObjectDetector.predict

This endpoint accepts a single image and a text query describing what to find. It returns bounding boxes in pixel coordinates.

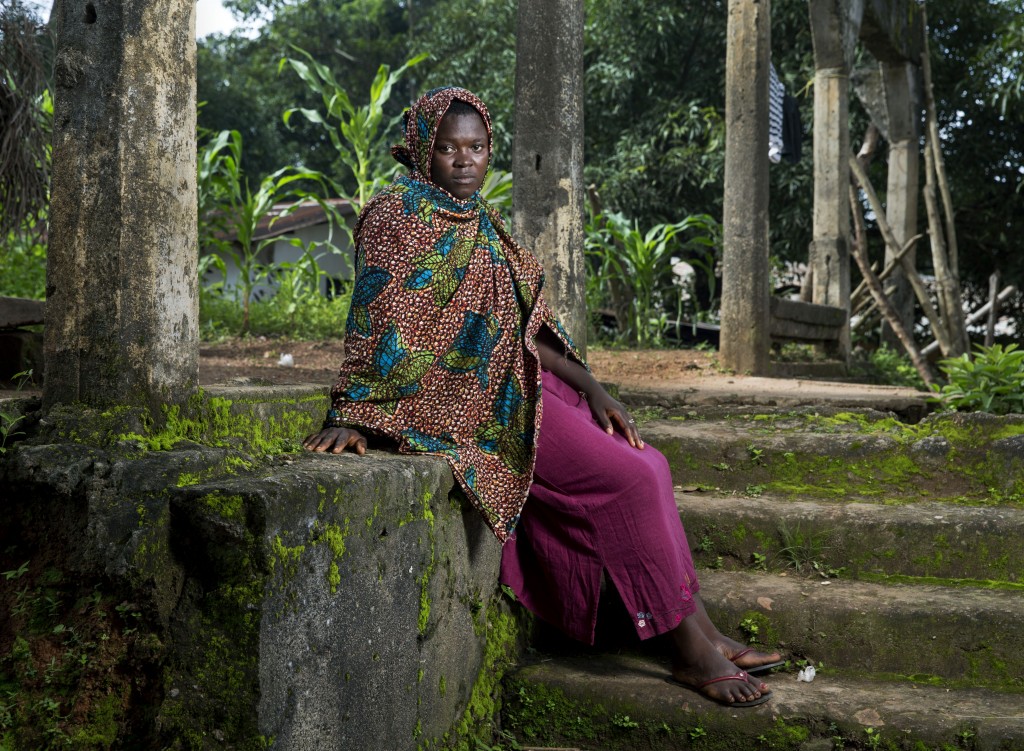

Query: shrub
[849,345,927,390]
[932,343,1024,414]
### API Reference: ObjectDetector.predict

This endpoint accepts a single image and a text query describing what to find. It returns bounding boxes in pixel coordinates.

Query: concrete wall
[0,386,507,749]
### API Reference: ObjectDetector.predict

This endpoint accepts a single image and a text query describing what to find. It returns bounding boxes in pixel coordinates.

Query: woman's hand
[586,390,644,450]
[302,427,368,455]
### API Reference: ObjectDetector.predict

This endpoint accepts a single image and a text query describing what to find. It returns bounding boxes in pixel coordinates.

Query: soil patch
[196,338,718,388]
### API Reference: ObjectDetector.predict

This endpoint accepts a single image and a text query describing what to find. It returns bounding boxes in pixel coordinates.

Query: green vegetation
[0,370,34,454]
[586,210,722,345]
[0,562,154,749]
[850,345,928,390]
[932,343,1024,415]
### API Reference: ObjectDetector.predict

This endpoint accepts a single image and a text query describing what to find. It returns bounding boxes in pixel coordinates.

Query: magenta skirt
[500,369,700,645]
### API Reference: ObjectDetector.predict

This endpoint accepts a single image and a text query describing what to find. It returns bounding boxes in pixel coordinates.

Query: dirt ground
[3,338,927,414]
[196,338,717,387]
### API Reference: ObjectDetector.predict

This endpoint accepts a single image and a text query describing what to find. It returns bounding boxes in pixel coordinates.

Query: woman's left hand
[587,390,644,449]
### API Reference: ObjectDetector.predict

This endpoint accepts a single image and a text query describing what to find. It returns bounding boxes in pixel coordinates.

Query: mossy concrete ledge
[166,451,506,749]
[0,388,513,749]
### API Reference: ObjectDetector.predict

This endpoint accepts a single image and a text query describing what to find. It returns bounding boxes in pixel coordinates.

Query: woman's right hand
[302,427,368,455]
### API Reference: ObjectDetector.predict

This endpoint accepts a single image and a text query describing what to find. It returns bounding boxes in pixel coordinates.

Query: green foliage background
[1,0,1022,340]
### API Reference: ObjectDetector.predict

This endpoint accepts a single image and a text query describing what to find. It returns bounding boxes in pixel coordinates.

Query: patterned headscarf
[390,86,493,183]
[325,87,583,542]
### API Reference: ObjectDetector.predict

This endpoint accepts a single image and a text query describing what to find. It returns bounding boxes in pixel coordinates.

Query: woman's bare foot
[667,613,771,706]
[689,595,783,671]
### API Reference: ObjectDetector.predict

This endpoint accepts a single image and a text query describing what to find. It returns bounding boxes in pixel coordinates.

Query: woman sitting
[303,86,780,707]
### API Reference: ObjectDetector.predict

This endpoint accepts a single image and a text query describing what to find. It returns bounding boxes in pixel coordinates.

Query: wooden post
[45,0,198,410]
[512,0,587,350]
[985,272,1000,347]
[720,0,771,375]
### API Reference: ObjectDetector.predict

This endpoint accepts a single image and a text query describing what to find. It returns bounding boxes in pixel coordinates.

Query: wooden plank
[770,319,843,342]
[770,297,847,327]
[0,296,45,329]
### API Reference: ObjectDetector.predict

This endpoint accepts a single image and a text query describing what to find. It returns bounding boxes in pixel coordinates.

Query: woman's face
[430,109,490,200]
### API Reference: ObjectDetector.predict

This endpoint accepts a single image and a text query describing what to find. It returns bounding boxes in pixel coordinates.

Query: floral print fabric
[325,87,582,542]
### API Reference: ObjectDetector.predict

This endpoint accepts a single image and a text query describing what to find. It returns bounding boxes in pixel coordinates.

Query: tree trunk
[919,3,969,356]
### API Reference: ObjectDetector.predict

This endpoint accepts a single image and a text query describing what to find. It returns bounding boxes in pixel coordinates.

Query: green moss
[177,472,202,487]
[858,572,1024,591]
[756,718,811,747]
[317,519,352,594]
[158,571,268,749]
[417,502,437,636]
[501,677,816,750]
[447,605,521,748]
[201,492,245,521]
[270,535,305,581]
[48,389,328,458]
[737,610,779,648]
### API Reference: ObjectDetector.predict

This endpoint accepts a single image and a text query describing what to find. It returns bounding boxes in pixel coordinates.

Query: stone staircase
[503,394,1024,750]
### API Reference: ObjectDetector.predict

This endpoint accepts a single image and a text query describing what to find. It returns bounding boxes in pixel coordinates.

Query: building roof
[208,198,355,246]
[253,198,354,242]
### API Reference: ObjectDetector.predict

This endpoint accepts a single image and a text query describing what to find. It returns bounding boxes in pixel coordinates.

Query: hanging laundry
[768,63,785,163]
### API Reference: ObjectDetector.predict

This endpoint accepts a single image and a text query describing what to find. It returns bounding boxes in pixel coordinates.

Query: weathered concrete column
[720,0,771,375]
[879,60,920,349]
[808,0,862,362]
[512,0,587,349]
[45,0,198,411]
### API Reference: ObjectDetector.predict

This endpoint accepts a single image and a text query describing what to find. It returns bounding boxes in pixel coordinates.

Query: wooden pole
[848,156,951,356]
[985,272,1001,347]
[919,3,969,356]
[851,234,923,312]
[922,286,1016,356]
[848,184,935,388]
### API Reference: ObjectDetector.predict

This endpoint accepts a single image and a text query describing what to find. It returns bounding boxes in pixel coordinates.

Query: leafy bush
[849,346,927,390]
[0,223,46,300]
[931,343,1024,414]
[585,210,721,346]
[200,283,351,341]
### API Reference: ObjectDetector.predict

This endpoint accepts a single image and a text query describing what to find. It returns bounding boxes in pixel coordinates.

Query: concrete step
[677,490,1024,582]
[614,377,930,422]
[641,411,1024,504]
[505,651,1024,751]
[695,570,1024,686]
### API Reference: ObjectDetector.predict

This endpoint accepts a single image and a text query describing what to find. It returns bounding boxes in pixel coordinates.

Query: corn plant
[197,129,335,335]
[586,210,721,346]
[932,343,1024,414]
[279,48,428,231]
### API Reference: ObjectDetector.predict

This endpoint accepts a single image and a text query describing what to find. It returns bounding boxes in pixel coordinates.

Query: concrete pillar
[512,0,587,350]
[808,0,864,362]
[45,0,198,410]
[720,0,772,375]
[879,61,920,349]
